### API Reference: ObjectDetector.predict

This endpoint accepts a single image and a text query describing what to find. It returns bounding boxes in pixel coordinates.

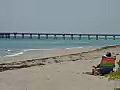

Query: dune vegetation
[108,60,120,80]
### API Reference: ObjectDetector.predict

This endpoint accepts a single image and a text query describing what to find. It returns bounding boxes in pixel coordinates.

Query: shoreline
[0,45,120,72]
[0,47,95,63]
[0,45,120,90]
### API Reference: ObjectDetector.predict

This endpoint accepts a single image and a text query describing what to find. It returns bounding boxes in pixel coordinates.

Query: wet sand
[0,47,94,63]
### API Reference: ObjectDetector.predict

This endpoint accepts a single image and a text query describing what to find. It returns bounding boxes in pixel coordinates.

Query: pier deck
[0,32,120,40]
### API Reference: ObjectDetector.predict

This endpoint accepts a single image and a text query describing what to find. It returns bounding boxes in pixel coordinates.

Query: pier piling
[30,34,32,39]
[38,34,40,39]
[96,35,98,40]
[46,34,48,39]
[0,34,4,38]
[79,34,81,40]
[71,34,73,40]
[63,34,65,40]
[113,36,115,40]
[105,36,107,40]
[14,33,17,38]
[22,34,24,38]
[88,35,90,40]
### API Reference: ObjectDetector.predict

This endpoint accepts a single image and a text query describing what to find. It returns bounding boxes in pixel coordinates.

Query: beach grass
[108,60,120,81]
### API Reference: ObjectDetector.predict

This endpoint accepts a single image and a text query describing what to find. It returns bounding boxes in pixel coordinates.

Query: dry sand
[0,46,120,90]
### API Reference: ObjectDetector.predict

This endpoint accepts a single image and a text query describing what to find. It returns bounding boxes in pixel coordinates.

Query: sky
[0,0,120,34]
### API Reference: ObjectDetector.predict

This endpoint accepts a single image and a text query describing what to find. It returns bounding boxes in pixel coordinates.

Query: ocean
[0,36,120,62]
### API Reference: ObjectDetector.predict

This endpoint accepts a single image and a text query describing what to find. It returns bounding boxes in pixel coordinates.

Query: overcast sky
[0,0,120,34]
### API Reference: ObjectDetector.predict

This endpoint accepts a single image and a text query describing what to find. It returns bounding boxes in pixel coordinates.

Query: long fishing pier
[0,32,120,40]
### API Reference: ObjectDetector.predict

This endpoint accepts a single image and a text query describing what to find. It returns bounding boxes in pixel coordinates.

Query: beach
[0,45,120,90]
[1,0,120,89]
[0,47,94,63]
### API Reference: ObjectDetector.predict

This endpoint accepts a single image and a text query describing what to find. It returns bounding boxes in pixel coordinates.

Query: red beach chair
[99,56,116,75]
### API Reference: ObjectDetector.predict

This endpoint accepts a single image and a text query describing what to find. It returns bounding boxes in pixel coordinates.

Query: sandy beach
[0,47,94,63]
[0,45,120,90]
[1,0,120,90]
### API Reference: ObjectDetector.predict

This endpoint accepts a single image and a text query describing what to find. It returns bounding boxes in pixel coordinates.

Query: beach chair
[99,56,116,75]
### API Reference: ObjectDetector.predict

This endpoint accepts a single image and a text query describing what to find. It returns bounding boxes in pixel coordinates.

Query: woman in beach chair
[92,52,116,76]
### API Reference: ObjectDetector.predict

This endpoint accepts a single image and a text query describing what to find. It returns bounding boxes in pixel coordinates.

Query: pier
[0,32,120,40]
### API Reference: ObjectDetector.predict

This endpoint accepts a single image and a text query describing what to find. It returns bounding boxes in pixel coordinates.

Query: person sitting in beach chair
[92,52,116,76]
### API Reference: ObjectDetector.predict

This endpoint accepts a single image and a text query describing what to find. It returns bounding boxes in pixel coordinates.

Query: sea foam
[4,52,24,57]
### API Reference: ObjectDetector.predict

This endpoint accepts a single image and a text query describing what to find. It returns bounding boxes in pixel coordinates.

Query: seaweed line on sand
[0,45,120,72]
